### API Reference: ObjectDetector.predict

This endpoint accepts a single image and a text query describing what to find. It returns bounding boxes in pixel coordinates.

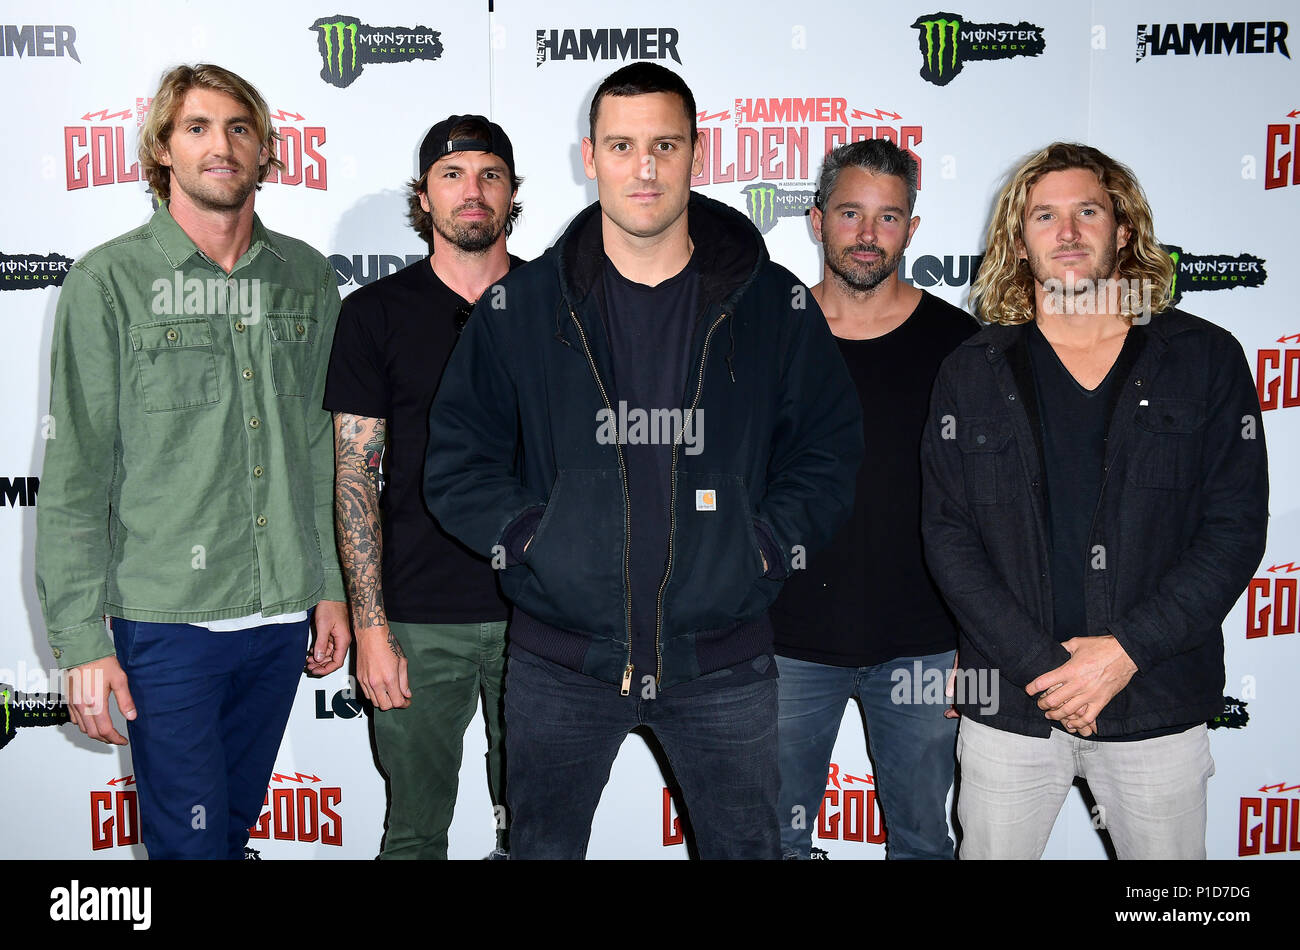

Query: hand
[64,655,135,745]
[944,651,960,719]
[1025,636,1137,737]
[356,624,411,710]
[307,600,351,676]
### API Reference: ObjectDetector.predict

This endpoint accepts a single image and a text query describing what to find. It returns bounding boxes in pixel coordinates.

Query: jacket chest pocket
[957,416,1021,506]
[129,318,221,412]
[1127,397,1205,490]
[267,313,315,397]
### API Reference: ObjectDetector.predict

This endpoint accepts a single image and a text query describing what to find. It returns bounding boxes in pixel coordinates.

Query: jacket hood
[549,190,769,313]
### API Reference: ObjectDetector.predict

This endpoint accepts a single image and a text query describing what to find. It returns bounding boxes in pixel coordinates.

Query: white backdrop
[2,0,1296,860]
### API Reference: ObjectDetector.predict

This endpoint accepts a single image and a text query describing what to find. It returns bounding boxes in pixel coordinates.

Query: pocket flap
[957,416,1011,453]
[1134,397,1205,434]
[267,313,314,343]
[129,317,213,351]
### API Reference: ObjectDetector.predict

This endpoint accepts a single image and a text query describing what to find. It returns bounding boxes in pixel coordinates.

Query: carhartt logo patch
[696,489,716,511]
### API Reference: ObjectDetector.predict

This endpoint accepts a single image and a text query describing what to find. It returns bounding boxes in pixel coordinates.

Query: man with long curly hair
[921,142,1268,858]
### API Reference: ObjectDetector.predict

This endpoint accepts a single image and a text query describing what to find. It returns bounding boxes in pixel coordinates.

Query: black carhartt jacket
[425,192,862,689]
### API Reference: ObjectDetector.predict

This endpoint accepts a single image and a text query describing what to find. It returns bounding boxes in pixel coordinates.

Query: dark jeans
[112,616,308,859]
[776,650,957,859]
[505,648,781,859]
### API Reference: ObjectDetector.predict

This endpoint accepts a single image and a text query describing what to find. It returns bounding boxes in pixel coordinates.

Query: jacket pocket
[1127,397,1205,490]
[267,312,316,397]
[956,416,1020,505]
[508,469,626,630]
[129,317,221,412]
[663,471,767,630]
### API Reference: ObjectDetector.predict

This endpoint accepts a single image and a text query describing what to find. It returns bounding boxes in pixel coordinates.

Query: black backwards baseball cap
[418,114,516,180]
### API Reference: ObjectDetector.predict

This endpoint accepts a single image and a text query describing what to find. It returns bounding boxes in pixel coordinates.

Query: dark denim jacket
[921,310,1268,737]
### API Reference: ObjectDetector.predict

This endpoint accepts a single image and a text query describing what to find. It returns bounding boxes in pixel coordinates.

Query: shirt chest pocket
[1127,397,1206,490]
[267,313,316,397]
[956,416,1021,506]
[129,318,221,413]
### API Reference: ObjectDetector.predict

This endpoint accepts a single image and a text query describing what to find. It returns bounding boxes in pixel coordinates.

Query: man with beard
[770,138,975,859]
[36,64,348,859]
[324,115,523,858]
[922,143,1268,858]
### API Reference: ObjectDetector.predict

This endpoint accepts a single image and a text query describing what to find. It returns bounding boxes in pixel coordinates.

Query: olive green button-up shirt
[36,204,344,668]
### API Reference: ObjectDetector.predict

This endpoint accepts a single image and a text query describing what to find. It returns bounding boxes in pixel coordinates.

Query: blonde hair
[971,143,1174,325]
[139,63,283,201]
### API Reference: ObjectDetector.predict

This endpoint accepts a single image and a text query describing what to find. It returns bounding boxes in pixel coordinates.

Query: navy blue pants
[111,616,308,859]
[505,648,781,859]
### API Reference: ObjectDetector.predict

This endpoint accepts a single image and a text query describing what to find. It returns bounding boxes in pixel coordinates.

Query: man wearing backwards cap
[324,115,525,858]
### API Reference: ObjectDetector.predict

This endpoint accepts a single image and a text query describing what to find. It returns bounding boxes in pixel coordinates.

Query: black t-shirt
[323,257,523,624]
[601,256,700,678]
[1027,322,1120,645]
[1027,322,1185,742]
[772,291,977,667]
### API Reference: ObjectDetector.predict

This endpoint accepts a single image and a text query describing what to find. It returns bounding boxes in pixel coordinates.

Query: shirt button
[296,323,306,335]
[165,328,178,342]
[242,368,254,380]
[235,321,246,332]
[976,434,987,445]
[52,647,62,659]
[253,465,264,477]
[1134,378,1143,387]
[1008,393,1017,401]
[249,417,260,429]
[256,515,267,527]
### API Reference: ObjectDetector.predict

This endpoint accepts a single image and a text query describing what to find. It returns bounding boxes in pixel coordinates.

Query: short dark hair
[815,138,918,215]
[406,116,524,246]
[588,62,697,143]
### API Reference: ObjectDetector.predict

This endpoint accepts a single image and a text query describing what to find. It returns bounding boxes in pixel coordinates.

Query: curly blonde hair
[971,143,1174,325]
[139,63,284,201]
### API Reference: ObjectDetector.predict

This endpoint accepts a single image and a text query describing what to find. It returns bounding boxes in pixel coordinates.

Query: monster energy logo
[319,20,358,81]
[911,12,1046,86]
[918,17,961,78]
[741,183,816,234]
[310,16,444,89]
[746,184,777,232]
[1163,244,1267,306]
[0,683,70,750]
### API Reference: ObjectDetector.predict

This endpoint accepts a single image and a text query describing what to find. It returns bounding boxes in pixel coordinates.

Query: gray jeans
[956,716,1214,859]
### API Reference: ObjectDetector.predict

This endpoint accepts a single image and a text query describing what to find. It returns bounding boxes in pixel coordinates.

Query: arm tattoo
[334,412,388,632]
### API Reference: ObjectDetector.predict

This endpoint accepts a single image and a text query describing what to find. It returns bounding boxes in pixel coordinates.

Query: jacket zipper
[568,309,636,694]
[654,312,728,686]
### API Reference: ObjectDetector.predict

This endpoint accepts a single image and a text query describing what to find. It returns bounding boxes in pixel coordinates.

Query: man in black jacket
[424,64,862,859]
[922,143,1268,859]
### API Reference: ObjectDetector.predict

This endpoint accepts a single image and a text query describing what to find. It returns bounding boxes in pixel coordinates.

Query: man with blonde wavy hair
[37,63,348,859]
[920,142,1268,858]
